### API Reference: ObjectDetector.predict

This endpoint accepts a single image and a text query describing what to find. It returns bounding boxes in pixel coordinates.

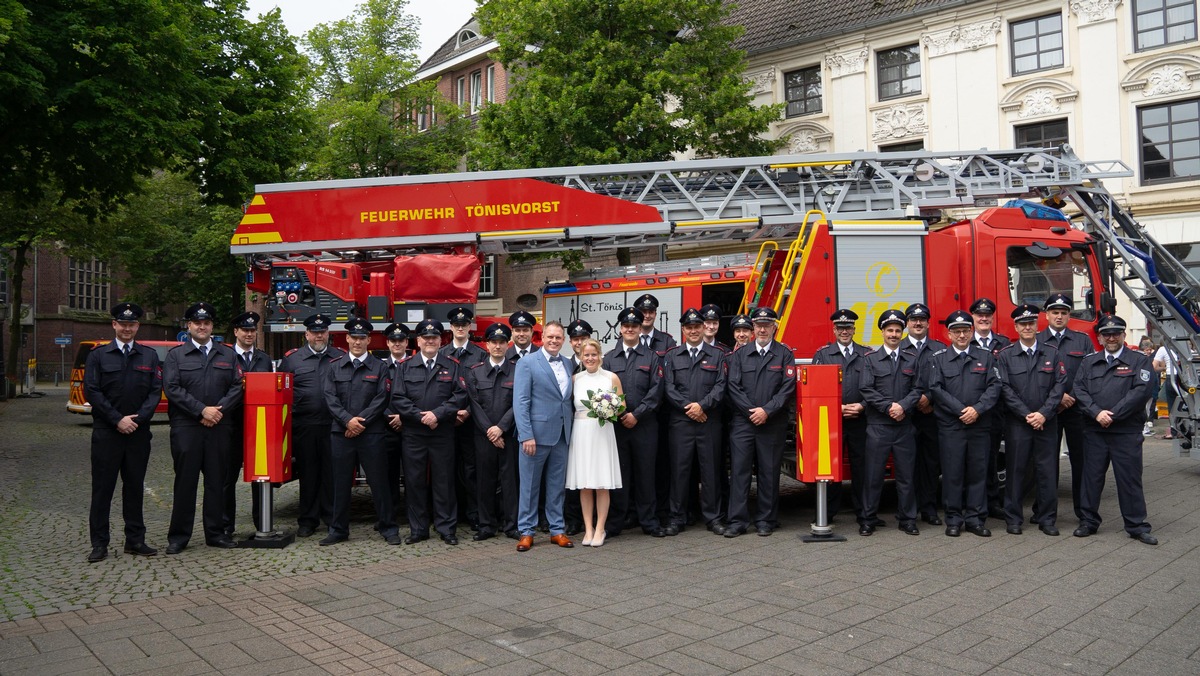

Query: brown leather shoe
[516,535,533,552]
[549,534,574,548]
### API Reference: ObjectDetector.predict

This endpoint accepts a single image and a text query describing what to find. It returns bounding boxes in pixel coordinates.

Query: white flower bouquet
[583,388,626,427]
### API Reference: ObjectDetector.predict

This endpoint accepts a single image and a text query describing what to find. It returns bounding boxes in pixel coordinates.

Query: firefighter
[730,314,754,349]
[562,318,594,535]
[724,307,795,537]
[636,293,676,526]
[859,309,923,536]
[812,309,872,525]
[321,319,397,546]
[662,308,727,535]
[278,313,345,538]
[390,319,469,545]
[699,304,731,352]
[381,323,409,520]
[970,297,1012,519]
[84,302,163,563]
[996,304,1067,536]
[223,311,272,537]
[1037,293,1093,521]
[566,319,594,369]
[163,302,244,554]
[902,302,947,526]
[506,310,538,361]
[1073,315,1158,545]
[603,307,666,537]
[924,310,1001,537]
[441,306,487,532]
[465,323,520,541]
[634,293,676,352]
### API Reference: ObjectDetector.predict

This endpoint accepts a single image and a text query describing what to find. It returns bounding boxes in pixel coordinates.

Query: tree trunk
[615,246,631,267]
[5,238,31,394]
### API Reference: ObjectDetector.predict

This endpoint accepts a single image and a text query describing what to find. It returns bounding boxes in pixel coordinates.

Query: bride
[565,339,624,546]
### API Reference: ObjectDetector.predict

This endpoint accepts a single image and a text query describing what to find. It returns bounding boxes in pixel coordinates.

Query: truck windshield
[1006,246,1096,321]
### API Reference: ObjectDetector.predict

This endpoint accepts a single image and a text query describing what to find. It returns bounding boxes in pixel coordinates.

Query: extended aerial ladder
[232,146,1200,454]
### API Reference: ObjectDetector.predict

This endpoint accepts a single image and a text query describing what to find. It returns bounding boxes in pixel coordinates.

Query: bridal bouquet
[583,388,626,427]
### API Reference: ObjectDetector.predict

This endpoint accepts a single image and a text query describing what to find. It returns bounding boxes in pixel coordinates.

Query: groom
[513,320,575,552]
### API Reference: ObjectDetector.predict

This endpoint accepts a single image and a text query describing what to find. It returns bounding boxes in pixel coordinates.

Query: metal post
[802,481,846,543]
[240,481,294,548]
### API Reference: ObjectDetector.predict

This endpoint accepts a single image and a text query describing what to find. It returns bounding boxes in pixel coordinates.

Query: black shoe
[318,534,346,546]
[945,525,961,537]
[87,546,107,563]
[708,522,727,536]
[871,518,887,528]
[724,528,744,538]
[859,524,875,536]
[505,530,520,540]
[1073,526,1096,538]
[296,525,316,538]
[921,514,943,526]
[441,534,459,546]
[406,533,429,545]
[647,527,666,538]
[966,524,992,537]
[206,536,238,549]
[564,523,583,536]
[1039,524,1060,536]
[385,534,403,545]
[472,531,495,542]
[165,542,185,555]
[664,524,680,536]
[1006,525,1022,535]
[756,525,773,537]
[988,507,1007,520]
[899,523,920,535]
[1131,532,1158,545]
[123,542,157,557]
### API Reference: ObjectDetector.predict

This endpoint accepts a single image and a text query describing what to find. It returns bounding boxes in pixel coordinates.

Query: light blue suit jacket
[514,349,574,447]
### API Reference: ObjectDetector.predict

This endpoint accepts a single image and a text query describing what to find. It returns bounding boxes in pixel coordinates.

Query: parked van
[67,340,182,415]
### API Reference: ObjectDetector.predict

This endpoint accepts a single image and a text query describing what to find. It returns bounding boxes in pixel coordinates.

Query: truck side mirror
[1100,291,1117,314]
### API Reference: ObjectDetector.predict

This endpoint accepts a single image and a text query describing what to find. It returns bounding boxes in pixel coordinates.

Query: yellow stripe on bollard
[254,407,268,476]
[817,406,831,476]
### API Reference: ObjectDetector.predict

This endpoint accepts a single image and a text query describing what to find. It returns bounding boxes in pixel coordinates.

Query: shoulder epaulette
[933,348,947,356]
[329,354,345,362]
[284,348,299,357]
[469,361,486,369]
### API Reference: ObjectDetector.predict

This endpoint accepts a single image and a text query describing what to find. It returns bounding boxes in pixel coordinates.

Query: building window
[486,65,496,103]
[68,258,109,312]
[470,71,483,114]
[879,140,925,152]
[479,255,496,298]
[1139,97,1200,184]
[1011,13,1064,74]
[456,77,466,107]
[1015,118,1069,148]
[417,106,429,131]
[1133,0,1197,51]
[877,44,921,100]
[456,29,479,48]
[784,66,822,117]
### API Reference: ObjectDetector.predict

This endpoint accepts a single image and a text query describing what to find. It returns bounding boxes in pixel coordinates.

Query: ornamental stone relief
[1070,0,1122,25]
[921,18,1002,57]
[1143,65,1193,97]
[744,69,775,96]
[1017,88,1062,118]
[871,103,928,141]
[826,48,869,79]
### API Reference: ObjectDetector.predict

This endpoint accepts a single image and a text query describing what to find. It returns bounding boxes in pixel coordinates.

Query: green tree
[300,0,470,179]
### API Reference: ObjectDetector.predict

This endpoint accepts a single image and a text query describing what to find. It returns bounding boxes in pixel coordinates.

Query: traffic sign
[54,335,72,346]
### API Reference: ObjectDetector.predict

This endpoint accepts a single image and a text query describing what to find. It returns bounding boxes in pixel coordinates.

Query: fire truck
[231,146,1200,464]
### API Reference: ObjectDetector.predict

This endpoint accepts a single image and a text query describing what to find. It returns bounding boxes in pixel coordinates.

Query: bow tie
[548,356,562,363]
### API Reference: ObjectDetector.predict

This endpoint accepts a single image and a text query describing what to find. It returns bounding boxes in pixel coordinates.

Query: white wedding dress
[565,368,623,490]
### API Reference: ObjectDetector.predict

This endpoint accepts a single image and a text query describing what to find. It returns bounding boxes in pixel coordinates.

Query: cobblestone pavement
[1,386,1198,674]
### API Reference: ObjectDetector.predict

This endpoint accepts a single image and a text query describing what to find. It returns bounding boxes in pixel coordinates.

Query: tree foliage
[473,0,786,171]
[300,0,470,179]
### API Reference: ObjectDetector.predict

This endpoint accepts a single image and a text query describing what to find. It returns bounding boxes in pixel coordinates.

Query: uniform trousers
[90,427,152,548]
[863,422,917,525]
[1004,420,1060,527]
[517,438,569,535]
[727,418,787,530]
[986,419,1005,513]
[937,423,990,528]
[167,424,231,546]
[223,422,269,533]
[1079,427,1151,535]
[666,416,724,528]
[1057,409,1087,520]
[383,429,403,520]
[453,424,478,528]
[613,419,660,532]
[401,428,458,538]
[474,433,518,536]
[913,413,942,518]
[292,423,334,530]
[329,432,397,538]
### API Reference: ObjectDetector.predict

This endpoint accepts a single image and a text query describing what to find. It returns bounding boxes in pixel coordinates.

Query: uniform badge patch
[1140,369,1151,382]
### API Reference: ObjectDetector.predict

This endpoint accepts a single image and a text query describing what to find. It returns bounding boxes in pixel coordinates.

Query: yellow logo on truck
[866,262,901,298]
[232,195,283,246]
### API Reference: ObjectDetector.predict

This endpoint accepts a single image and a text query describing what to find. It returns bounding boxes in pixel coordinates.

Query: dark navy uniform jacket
[280,345,347,425]
[663,343,726,417]
[860,347,923,426]
[1038,327,1092,395]
[996,343,1068,421]
[322,353,391,435]
[812,342,871,408]
[1073,348,1157,432]
[163,342,243,427]
[466,359,517,435]
[971,333,1012,355]
[505,344,539,362]
[925,346,1002,427]
[84,341,163,429]
[644,329,677,355]
[389,353,468,427]
[602,343,663,421]
[441,341,488,370]
[234,349,273,376]
[725,341,795,426]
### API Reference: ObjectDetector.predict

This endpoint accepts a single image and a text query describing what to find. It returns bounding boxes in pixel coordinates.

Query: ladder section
[777,211,827,328]
[740,242,782,313]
